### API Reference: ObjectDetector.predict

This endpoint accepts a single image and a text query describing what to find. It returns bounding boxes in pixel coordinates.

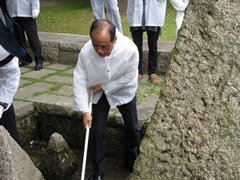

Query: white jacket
[127,0,167,27]
[0,7,20,111]
[169,0,189,11]
[0,47,20,112]
[6,0,40,18]
[73,31,139,113]
[169,0,190,32]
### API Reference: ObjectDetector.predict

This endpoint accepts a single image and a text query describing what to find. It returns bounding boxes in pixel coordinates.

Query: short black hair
[90,19,116,42]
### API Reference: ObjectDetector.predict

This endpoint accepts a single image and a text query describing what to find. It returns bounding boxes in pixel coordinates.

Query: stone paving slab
[26,94,73,108]
[45,75,73,85]
[39,32,90,43]
[45,63,73,70]
[51,86,73,97]
[64,68,74,75]
[113,94,159,123]
[22,68,56,79]
[19,79,31,87]
[20,66,32,73]
[15,82,55,100]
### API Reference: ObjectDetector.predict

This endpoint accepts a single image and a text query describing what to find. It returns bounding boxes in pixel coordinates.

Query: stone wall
[37,32,174,73]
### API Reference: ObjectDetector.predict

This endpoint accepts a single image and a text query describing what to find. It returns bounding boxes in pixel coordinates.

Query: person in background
[73,20,140,180]
[0,0,26,147]
[169,0,190,36]
[90,0,122,33]
[0,46,23,147]
[0,0,32,64]
[6,0,44,70]
[127,0,167,85]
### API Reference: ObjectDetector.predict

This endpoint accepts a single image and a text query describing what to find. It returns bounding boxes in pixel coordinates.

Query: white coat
[169,0,190,32]
[73,31,139,113]
[127,0,167,27]
[0,47,20,112]
[0,7,20,112]
[169,0,189,11]
[6,0,40,18]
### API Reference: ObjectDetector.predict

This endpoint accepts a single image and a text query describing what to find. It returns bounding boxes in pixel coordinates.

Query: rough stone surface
[39,133,78,180]
[42,41,59,62]
[130,0,240,179]
[0,126,44,180]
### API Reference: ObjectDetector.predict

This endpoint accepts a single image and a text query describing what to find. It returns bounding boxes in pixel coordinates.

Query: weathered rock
[0,126,44,180]
[130,0,240,179]
[39,132,78,180]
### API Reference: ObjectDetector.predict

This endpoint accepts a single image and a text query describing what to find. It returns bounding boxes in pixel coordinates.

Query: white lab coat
[127,0,167,27]
[169,0,190,32]
[73,31,139,113]
[0,47,20,112]
[6,0,40,17]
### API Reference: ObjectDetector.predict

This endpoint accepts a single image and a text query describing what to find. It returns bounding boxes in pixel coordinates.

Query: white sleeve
[31,0,40,12]
[0,57,20,111]
[169,0,189,11]
[73,52,90,113]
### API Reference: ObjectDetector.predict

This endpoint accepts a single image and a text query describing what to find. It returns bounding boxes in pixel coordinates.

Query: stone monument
[130,0,240,179]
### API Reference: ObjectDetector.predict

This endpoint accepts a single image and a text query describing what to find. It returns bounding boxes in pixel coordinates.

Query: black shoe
[35,63,43,70]
[19,60,31,67]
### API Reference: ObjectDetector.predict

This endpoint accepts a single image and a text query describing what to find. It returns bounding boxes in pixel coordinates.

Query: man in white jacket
[90,0,122,33]
[73,20,140,179]
[6,0,44,70]
[127,0,167,85]
[0,1,23,147]
[0,47,22,147]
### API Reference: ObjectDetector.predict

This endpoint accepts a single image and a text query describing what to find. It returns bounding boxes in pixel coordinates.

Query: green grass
[38,1,177,42]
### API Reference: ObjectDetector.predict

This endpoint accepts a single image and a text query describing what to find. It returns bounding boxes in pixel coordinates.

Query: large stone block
[0,126,44,180]
[131,0,240,179]
[42,41,59,63]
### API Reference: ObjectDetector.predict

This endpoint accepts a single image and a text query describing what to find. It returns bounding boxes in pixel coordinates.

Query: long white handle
[81,127,89,180]
[81,90,93,180]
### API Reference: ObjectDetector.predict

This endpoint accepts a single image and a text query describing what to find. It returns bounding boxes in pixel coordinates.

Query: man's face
[91,30,116,57]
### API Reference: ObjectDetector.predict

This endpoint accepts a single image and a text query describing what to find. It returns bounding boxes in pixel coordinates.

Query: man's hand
[0,105,4,119]
[82,112,92,129]
[91,84,102,94]
[32,9,40,19]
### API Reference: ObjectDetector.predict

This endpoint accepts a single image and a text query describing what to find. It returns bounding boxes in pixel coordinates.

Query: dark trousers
[13,17,44,64]
[131,30,159,75]
[0,104,23,147]
[90,93,140,176]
